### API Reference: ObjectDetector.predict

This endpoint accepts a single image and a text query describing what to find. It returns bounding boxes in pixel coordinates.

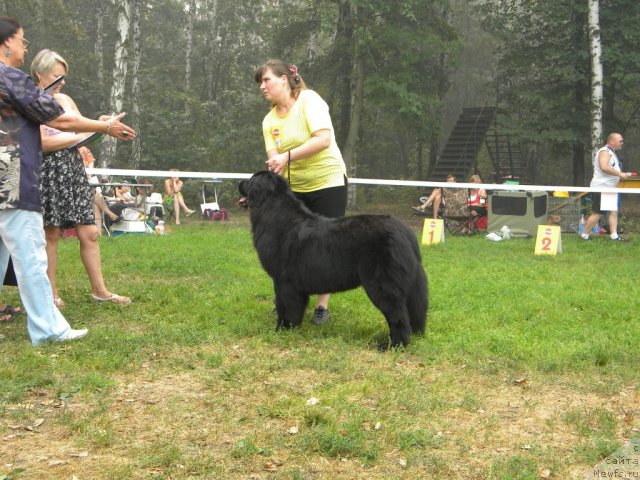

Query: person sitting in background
[98,182,138,227]
[467,174,488,229]
[78,146,120,231]
[412,174,456,218]
[164,169,196,225]
[94,191,120,228]
[115,183,136,204]
[467,174,487,215]
[134,179,152,210]
[140,179,164,221]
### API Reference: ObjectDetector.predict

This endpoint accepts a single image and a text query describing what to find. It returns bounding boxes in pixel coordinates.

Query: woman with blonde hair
[31,49,131,307]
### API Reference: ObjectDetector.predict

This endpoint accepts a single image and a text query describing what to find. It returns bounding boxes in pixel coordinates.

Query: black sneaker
[611,236,625,241]
[579,234,591,241]
[312,306,330,325]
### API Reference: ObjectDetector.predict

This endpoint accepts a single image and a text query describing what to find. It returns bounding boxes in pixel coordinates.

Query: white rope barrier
[85,168,640,195]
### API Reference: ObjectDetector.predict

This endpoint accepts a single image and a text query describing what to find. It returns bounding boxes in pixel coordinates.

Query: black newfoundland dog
[238,171,428,349]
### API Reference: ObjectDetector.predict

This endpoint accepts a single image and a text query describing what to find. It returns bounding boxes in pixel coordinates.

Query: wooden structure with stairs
[429,107,529,183]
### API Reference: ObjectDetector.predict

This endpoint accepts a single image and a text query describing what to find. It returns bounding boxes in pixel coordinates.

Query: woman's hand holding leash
[266,152,288,174]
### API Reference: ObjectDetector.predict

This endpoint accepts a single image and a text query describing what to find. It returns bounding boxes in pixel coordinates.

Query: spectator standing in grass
[580,132,629,242]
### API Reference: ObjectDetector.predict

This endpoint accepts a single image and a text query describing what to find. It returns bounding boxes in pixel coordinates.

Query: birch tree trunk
[306,30,319,65]
[101,0,131,168]
[95,1,106,113]
[131,0,142,169]
[35,0,44,27]
[206,0,219,103]
[332,0,353,148]
[184,0,196,115]
[588,0,603,155]
[343,4,364,209]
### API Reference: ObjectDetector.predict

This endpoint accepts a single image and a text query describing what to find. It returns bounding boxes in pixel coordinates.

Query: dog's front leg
[273,295,290,331]
[274,283,308,330]
[387,315,412,349]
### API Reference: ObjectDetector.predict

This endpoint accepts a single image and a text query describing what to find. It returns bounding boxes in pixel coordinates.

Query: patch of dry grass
[1,207,639,479]
[2,351,638,479]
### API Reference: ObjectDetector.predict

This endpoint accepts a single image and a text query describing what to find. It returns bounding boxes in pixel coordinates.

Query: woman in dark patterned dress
[32,49,131,308]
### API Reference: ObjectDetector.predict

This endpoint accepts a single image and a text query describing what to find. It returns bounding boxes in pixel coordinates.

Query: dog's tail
[407,262,428,335]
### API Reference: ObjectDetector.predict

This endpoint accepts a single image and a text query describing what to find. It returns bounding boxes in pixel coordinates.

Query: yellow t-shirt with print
[262,89,347,193]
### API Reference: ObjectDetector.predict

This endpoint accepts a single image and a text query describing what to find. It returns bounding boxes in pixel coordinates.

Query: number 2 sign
[534,225,562,255]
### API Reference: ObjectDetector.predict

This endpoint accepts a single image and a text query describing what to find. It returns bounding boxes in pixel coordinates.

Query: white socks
[581,232,620,240]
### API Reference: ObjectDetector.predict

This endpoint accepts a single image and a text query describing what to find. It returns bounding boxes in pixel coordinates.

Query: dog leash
[287,150,291,185]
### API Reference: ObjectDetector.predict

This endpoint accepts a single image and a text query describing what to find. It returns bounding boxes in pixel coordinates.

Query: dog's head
[237,170,290,209]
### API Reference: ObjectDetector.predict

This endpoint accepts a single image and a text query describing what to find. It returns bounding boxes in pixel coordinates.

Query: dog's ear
[246,170,279,209]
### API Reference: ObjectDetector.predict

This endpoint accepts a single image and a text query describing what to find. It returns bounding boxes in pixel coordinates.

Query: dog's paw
[377,341,409,352]
[276,320,292,331]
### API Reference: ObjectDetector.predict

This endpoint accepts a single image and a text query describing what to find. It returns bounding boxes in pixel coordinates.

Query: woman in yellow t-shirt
[255,59,348,325]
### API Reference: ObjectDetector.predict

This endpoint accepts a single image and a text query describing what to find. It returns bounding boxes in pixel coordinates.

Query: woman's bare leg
[174,196,181,224]
[76,224,131,303]
[316,293,330,309]
[431,190,442,218]
[177,195,194,214]
[75,224,111,298]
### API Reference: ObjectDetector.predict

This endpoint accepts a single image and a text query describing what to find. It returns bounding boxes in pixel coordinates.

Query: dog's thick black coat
[239,171,428,348]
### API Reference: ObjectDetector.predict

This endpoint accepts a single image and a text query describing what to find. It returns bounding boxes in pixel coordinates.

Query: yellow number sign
[422,218,445,246]
[534,225,562,255]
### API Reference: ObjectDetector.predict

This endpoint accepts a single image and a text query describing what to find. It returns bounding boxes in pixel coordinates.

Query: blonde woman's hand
[104,113,136,141]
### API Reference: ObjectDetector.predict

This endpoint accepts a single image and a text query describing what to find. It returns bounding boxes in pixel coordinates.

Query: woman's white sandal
[91,293,131,305]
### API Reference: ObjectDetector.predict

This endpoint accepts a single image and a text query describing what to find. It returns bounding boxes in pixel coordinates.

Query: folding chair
[201,179,222,214]
[145,192,165,220]
[442,187,477,235]
[162,195,175,222]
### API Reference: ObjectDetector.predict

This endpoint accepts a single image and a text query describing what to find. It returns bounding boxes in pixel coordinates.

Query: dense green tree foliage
[5,0,457,179]
[479,0,640,184]
[4,0,639,185]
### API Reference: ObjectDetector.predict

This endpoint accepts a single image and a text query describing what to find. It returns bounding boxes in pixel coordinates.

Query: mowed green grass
[0,214,638,479]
